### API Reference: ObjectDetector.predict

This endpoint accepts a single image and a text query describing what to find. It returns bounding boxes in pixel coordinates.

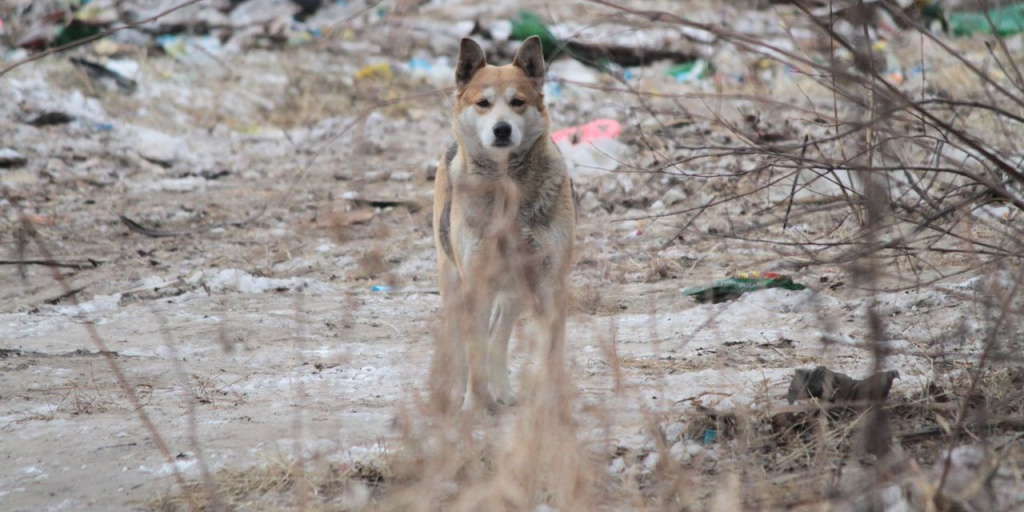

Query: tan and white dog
[433,36,576,412]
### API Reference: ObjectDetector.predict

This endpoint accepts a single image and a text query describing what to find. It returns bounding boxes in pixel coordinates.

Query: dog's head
[453,36,548,154]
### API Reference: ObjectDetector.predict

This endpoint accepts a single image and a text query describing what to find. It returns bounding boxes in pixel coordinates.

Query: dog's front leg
[457,272,497,412]
[488,293,522,406]
[437,259,468,410]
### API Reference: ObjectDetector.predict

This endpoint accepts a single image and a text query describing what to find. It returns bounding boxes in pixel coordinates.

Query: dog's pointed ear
[513,35,546,86]
[456,38,487,91]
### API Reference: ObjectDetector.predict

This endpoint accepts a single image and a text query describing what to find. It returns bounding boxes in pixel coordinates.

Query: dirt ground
[2,1,1024,510]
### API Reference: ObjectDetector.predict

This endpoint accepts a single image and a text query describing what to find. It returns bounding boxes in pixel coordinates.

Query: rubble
[0,147,27,168]
[1,1,1022,510]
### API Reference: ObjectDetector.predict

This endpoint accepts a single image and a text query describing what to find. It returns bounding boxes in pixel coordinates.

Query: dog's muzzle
[492,122,512,147]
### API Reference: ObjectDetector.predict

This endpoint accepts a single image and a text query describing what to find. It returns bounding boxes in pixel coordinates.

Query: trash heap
[3,0,1022,211]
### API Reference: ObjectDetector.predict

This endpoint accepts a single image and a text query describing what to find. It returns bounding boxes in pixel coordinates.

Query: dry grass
[142,361,1024,510]
[9,0,1024,510]
[149,455,394,511]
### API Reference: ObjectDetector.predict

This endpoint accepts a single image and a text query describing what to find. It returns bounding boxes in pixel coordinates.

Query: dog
[432,36,576,412]
[787,366,900,406]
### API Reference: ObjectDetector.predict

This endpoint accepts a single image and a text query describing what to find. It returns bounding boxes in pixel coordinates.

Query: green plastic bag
[950,4,1024,37]
[682,272,807,303]
[667,59,711,82]
[510,10,562,61]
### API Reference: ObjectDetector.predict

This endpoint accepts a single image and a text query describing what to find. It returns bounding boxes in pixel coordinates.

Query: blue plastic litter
[703,429,717,444]
[409,58,432,71]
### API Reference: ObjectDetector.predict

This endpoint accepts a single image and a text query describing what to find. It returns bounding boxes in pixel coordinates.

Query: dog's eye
[476,99,491,108]
[510,98,525,107]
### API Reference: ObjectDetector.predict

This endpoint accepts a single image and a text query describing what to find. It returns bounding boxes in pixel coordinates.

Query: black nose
[493,122,512,140]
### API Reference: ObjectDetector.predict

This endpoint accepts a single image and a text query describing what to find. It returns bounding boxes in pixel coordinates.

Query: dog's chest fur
[438,141,566,265]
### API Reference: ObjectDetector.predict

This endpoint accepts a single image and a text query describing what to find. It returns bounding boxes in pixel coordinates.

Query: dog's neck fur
[456,128,547,182]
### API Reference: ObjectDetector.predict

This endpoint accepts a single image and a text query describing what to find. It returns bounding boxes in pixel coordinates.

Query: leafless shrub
[7,0,1024,510]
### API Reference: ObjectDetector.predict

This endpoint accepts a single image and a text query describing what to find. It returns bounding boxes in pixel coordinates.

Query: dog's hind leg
[488,293,522,406]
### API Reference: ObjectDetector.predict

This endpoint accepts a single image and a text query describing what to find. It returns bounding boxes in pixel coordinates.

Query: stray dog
[432,36,576,411]
[787,366,901,406]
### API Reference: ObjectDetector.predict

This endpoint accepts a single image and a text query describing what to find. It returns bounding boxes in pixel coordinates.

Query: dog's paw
[461,392,497,413]
[494,391,519,407]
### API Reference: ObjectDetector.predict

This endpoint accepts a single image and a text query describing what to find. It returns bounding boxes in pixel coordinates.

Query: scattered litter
[156,35,224,67]
[92,39,121,56]
[551,119,621,146]
[356,62,393,81]
[510,10,561,61]
[511,10,698,72]
[287,28,322,46]
[228,0,300,28]
[557,137,628,175]
[206,269,317,294]
[16,20,61,51]
[0,148,28,168]
[683,272,807,303]
[408,58,431,71]
[56,20,101,47]
[371,285,393,292]
[69,56,137,93]
[667,59,710,82]
[703,429,717,445]
[348,195,422,211]
[402,56,452,82]
[103,59,140,81]
[25,112,75,127]
[547,58,601,85]
[951,4,1024,37]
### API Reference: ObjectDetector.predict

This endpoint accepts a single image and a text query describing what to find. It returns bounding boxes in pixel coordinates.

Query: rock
[642,451,660,471]
[155,345,177,360]
[229,0,300,27]
[142,177,208,193]
[664,421,685,444]
[659,188,687,207]
[0,148,27,168]
[109,28,152,47]
[935,445,997,511]
[134,128,189,166]
[578,190,600,213]
[670,440,709,463]
[607,456,626,475]
[0,169,38,186]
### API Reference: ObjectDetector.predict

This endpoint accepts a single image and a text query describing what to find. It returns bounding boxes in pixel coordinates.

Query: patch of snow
[52,294,122,317]
[156,458,198,477]
[136,177,208,192]
[205,268,330,294]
